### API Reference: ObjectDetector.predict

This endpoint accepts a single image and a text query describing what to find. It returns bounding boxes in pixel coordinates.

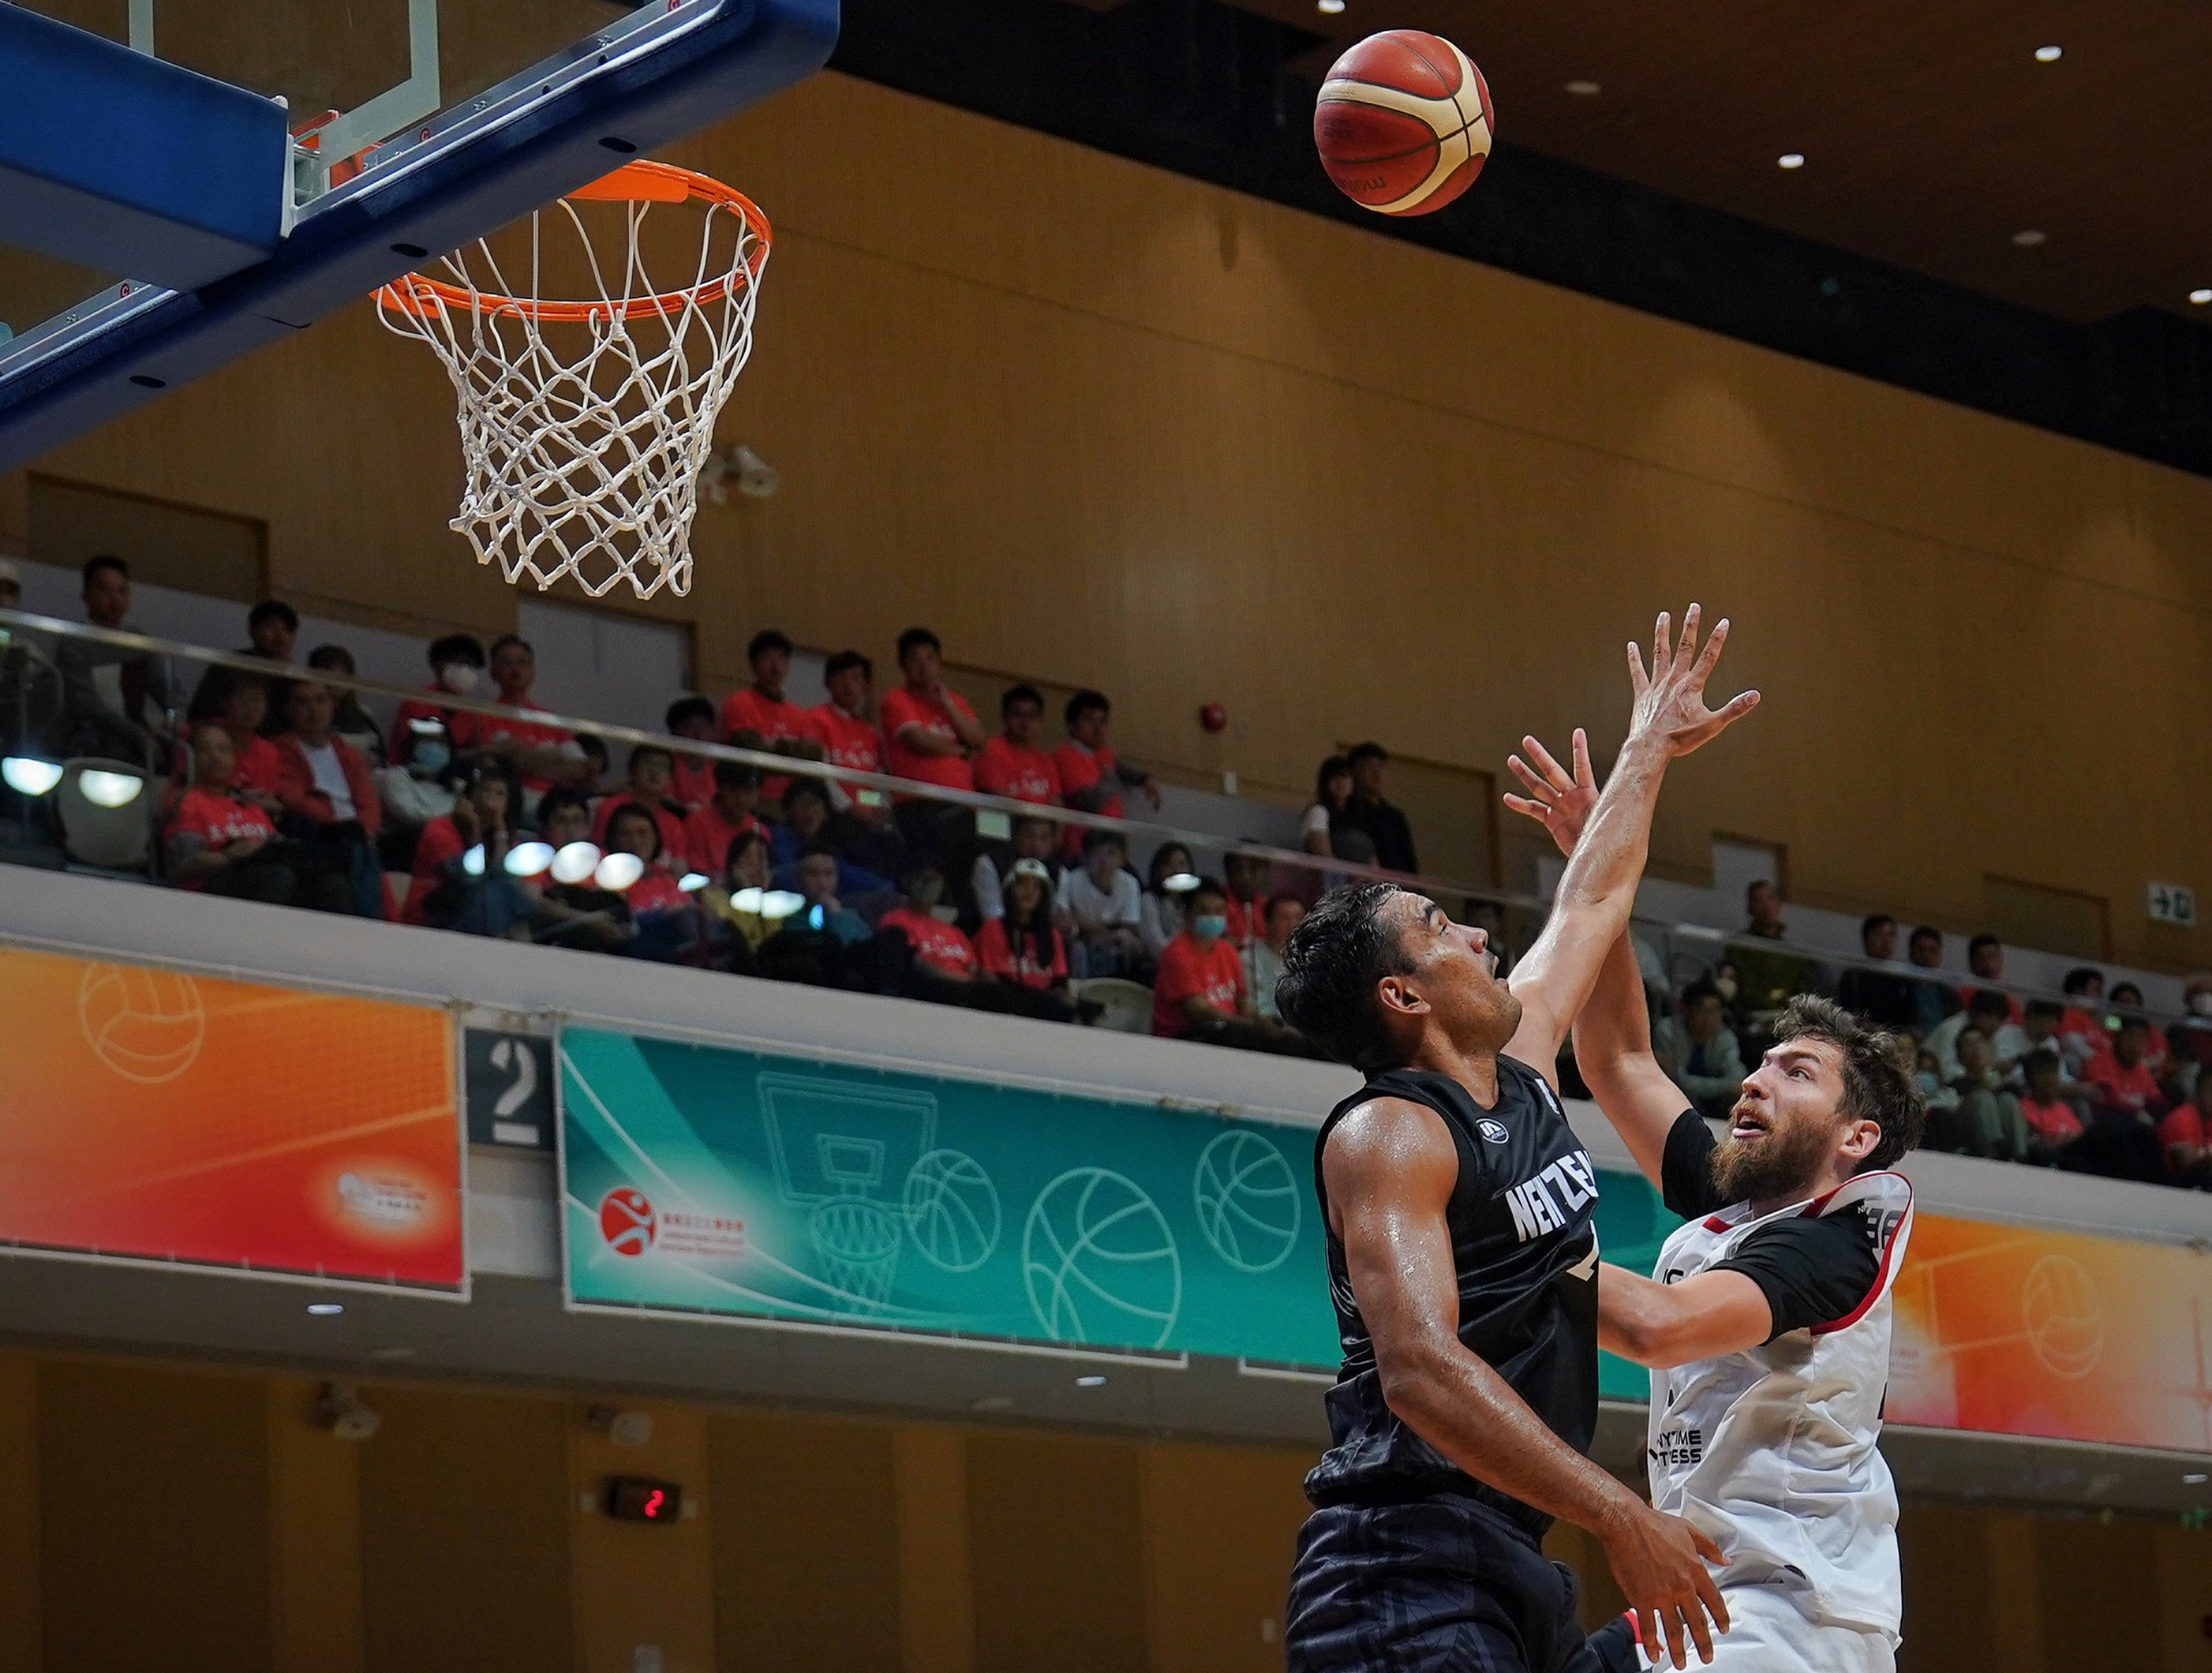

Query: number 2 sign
[464,1028,557,1150]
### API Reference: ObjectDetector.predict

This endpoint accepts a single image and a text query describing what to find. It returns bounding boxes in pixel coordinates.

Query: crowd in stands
[10,556,2212,1192]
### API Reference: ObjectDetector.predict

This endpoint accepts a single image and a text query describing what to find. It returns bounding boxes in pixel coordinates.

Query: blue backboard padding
[0,6,286,290]
[0,0,838,470]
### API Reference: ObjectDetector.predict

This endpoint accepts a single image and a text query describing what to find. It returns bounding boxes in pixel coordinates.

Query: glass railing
[2,607,2203,1189]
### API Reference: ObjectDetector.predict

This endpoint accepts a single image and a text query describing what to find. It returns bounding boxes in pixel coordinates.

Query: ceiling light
[594,851,645,892]
[1777,153,1806,170]
[2012,229,2047,246]
[1316,0,1345,13]
[1164,871,1202,892]
[2190,289,2212,305]
[2187,1473,2209,1484]
[2034,44,2063,62]
[306,1301,345,1316]
[2,757,62,796]
[1565,80,1600,96]
[77,768,143,808]
[461,844,486,877]
[549,840,602,885]
[1074,1374,1108,1388]
[762,889,805,919]
[678,871,710,893]
[504,840,554,878]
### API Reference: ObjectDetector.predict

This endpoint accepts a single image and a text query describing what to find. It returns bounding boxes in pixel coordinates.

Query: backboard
[0,0,836,469]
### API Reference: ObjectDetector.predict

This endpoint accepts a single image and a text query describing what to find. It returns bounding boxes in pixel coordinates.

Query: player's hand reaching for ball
[1503,728,1596,857]
[1599,1499,1729,1668]
[1626,604,1758,759]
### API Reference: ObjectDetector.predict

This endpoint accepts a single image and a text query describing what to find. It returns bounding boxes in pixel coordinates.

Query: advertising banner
[559,1026,1674,1384]
[0,945,464,1289]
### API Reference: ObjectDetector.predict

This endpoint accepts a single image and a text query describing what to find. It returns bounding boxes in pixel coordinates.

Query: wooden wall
[6,71,2210,967]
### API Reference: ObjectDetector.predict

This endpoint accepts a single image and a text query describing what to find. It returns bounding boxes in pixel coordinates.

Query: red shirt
[879,906,978,978]
[977,917,1068,990]
[393,689,481,753]
[623,868,693,917]
[2158,1103,2207,1155]
[2019,1095,2083,1142]
[720,687,821,750]
[1956,986,2023,1024]
[1054,740,1122,821]
[230,731,282,799]
[683,803,769,878]
[1222,891,1267,950]
[404,814,468,923]
[591,794,689,866]
[812,704,884,776]
[1151,933,1244,1037]
[880,687,978,792]
[166,788,275,889]
[481,703,574,792]
[669,754,717,810]
[973,736,1064,806]
[2082,1050,2161,1114]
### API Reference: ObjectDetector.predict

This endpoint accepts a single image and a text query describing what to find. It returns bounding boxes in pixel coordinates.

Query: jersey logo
[1650,1426,1704,1469]
[1477,1118,1510,1143]
[1503,1150,1598,1244]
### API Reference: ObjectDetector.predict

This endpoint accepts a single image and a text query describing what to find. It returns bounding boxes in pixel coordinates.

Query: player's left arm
[1597,1264,1773,1367]
[1503,608,1758,1086]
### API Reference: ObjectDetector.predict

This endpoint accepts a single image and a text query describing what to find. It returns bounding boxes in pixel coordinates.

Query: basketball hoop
[376,160,771,601]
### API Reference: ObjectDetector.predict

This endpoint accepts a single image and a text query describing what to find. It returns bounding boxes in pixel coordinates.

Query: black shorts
[1284,1496,1614,1673]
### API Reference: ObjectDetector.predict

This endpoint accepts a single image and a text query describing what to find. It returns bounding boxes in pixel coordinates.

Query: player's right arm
[1325,1099,1728,1668]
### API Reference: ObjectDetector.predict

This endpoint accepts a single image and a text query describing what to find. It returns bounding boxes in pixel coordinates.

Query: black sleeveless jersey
[1304,1055,1601,1534]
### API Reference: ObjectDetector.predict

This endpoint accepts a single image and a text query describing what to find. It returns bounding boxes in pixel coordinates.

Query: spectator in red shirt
[204,667,283,811]
[590,744,689,861]
[1054,688,1160,859]
[1222,850,1271,951]
[683,762,768,878]
[973,684,1064,807]
[405,766,513,925]
[2083,1018,2165,1116]
[602,801,698,958]
[976,857,1076,1021]
[878,861,981,988]
[720,629,824,801]
[881,626,985,790]
[391,632,488,759]
[664,696,720,809]
[2160,1076,2212,1187]
[2057,966,2106,1070]
[273,679,387,915]
[2072,1017,2168,1182]
[812,649,884,777]
[1151,878,1295,1052]
[2016,1049,2085,1165]
[164,722,349,911]
[481,634,582,796]
[2107,982,2172,1078]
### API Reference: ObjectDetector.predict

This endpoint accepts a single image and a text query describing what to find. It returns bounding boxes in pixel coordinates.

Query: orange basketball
[1313,31,1494,217]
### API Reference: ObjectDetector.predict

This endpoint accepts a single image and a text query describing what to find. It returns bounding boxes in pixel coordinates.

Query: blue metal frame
[0,0,837,471]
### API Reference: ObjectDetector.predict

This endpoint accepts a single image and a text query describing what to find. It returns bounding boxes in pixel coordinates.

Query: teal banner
[559,1026,1677,1396]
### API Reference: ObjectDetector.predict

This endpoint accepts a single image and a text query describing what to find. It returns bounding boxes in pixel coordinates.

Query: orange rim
[374,159,771,324]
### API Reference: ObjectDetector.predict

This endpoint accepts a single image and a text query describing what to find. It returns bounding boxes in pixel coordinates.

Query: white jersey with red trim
[1644,1171,1914,1641]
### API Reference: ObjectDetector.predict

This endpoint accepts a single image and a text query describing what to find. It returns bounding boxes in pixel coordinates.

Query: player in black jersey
[1277,607,1757,1673]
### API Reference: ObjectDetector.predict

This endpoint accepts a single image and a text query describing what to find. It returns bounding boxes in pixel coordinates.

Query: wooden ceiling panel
[1230,0,2212,322]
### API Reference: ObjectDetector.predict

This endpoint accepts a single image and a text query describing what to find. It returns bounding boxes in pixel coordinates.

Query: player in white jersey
[1505,733,1926,1673]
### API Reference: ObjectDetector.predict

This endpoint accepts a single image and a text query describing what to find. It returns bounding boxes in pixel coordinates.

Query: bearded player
[1506,732,1922,1673]
[1277,608,1756,1673]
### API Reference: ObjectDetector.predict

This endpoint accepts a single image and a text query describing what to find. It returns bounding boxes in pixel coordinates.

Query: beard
[1710,1104,1836,1207]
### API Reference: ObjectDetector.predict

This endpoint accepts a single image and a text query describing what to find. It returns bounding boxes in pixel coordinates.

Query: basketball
[1313,31,1493,217]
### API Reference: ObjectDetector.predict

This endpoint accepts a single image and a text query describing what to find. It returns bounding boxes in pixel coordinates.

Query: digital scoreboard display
[604,1477,683,1525]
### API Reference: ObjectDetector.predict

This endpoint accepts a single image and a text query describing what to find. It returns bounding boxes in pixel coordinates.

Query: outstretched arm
[1503,608,1757,1084]
[1505,732,1695,1188]
[1326,1102,1727,1666]
[1597,1263,1773,1368]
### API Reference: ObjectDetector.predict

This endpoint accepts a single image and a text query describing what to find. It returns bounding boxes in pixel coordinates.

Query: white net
[377,163,770,601]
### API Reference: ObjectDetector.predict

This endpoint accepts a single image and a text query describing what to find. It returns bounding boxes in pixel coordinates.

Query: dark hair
[204,665,269,711]
[2022,1047,2061,1080]
[427,632,486,669]
[1860,913,1896,941]
[1188,876,1227,909]
[1001,682,1044,717]
[747,628,793,663]
[573,732,608,765]
[488,633,531,660]
[1967,988,2012,1022]
[2025,997,2063,1023]
[724,830,769,874]
[798,840,841,863]
[627,743,673,777]
[1080,826,1125,858]
[1276,884,1421,1072]
[81,554,128,586]
[604,800,663,862]
[896,627,941,662]
[1315,754,1353,807]
[665,695,716,732]
[1065,688,1110,726]
[2063,966,2103,996]
[1908,925,1942,949]
[1771,995,1926,1172]
[307,643,354,674]
[1746,878,1778,901]
[2110,981,2144,1006]
[712,759,761,793]
[1346,741,1388,769]
[1683,980,1723,1008]
[825,649,872,683]
[1002,867,1060,970]
[1967,933,2002,958]
[247,598,298,634]
[1147,841,1192,892]
[1956,1024,1988,1048]
[783,777,829,811]
[533,787,591,831]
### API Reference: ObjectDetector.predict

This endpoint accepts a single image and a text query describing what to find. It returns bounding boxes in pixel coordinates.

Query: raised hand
[1503,728,1596,858]
[1626,604,1759,758]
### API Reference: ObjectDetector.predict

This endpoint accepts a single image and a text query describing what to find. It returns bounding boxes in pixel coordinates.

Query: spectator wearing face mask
[373,717,458,868]
[591,743,689,861]
[973,684,1064,807]
[1151,878,1304,1053]
[393,633,489,758]
[664,695,720,809]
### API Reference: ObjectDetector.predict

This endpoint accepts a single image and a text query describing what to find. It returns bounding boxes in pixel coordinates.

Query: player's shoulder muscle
[1322,1097,1459,1211]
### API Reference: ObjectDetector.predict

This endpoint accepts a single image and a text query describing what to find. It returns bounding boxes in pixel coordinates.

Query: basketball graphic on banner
[1023,1168,1182,1348]
[77,961,205,1084]
[1193,1129,1301,1273]
[2021,1253,2103,1379]
[903,1149,1001,1272]
[599,1187,657,1256]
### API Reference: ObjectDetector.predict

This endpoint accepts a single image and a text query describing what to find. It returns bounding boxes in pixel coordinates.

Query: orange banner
[0,945,462,1289]
[1889,1212,2212,1452]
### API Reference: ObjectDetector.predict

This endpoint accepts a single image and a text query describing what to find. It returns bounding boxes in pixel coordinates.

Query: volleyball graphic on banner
[1193,1129,1302,1274]
[2020,1254,2104,1379]
[1022,1167,1182,1348]
[77,961,205,1084]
